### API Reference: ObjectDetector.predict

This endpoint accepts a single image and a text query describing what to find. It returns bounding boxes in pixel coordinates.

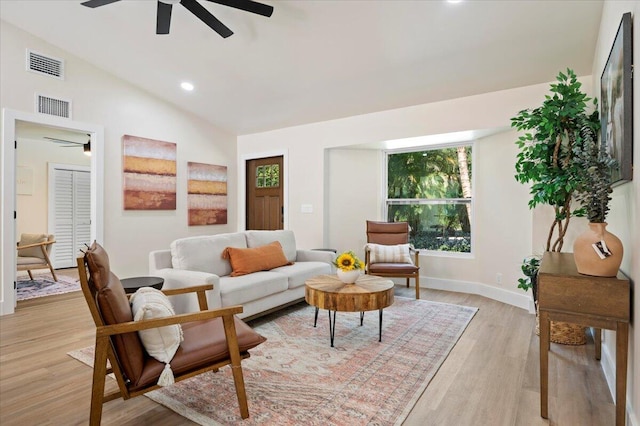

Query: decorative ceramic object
[573,223,623,277]
[337,269,361,284]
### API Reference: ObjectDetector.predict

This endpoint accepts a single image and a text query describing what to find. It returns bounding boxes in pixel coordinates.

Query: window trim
[383,141,475,258]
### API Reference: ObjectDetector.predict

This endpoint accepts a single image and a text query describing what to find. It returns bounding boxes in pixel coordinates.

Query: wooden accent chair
[17,233,57,281]
[364,221,420,299]
[77,242,266,425]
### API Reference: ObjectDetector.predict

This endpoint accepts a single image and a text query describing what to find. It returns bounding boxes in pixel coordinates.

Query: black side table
[121,276,164,294]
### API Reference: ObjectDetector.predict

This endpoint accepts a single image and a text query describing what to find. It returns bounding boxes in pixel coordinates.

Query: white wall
[327,148,382,259]
[591,2,639,424]
[237,79,577,308]
[1,21,236,281]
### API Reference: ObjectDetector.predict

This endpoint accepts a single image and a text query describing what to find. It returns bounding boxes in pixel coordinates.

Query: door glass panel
[255,164,280,188]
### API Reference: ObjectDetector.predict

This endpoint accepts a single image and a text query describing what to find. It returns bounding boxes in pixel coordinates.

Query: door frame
[1,108,104,315]
[47,163,91,269]
[238,150,288,231]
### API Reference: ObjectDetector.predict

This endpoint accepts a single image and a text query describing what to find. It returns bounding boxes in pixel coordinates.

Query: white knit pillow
[368,243,413,264]
[130,287,183,386]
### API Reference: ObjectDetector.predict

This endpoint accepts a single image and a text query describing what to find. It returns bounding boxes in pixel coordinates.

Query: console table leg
[615,322,628,426]
[539,310,550,419]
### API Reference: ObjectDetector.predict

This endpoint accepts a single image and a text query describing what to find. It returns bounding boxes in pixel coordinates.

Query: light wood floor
[0,270,615,425]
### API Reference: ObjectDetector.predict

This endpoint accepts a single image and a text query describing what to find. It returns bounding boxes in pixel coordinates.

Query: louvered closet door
[50,167,91,268]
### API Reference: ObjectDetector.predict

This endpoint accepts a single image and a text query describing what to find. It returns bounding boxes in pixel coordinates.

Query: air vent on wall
[35,94,72,119]
[26,49,64,79]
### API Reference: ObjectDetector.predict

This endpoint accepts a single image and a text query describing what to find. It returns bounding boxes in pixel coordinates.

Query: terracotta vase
[337,269,361,284]
[573,222,623,277]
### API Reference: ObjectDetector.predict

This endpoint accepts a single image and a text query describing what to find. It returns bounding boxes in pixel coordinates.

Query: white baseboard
[420,276,532,311]
[600,340,638,426]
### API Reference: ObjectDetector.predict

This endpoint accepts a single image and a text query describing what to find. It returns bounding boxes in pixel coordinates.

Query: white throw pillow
[368,243,413,264]
[130,287,183,386]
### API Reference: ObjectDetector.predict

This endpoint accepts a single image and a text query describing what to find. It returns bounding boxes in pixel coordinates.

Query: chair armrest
[154,269,221,313]
[162,284,214,311]
[96,305,244,337]
[410,247,420,267]
[161,284,213,296]
[17,240,56,250]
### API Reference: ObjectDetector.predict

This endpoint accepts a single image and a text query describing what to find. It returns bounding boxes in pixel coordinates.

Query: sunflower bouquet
[333,250,365,271]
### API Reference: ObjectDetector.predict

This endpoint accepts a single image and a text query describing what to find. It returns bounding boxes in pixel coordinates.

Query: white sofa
[149,230,335,319]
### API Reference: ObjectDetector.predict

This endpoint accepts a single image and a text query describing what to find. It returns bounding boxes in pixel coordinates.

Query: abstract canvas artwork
[187,162,227,225]
[122,135,177,210]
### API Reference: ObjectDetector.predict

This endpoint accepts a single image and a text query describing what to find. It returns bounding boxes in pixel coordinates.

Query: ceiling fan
[45,135,92,156]
[81,0,274,38]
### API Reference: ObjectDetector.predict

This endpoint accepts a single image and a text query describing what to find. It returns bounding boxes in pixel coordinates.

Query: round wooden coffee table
[305,274,394,347]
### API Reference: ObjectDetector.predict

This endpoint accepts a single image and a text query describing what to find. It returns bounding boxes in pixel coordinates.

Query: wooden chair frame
[77,256,251,425]
[17,239,57,281]
[364,247,420,299]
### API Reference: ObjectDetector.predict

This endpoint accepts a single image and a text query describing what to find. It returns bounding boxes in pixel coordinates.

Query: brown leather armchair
[364,221,420,299]
[77,242,266,425]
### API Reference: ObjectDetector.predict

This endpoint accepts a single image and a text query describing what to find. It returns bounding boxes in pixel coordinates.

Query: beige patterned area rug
[69,297,477,426]
[17,273,80,301]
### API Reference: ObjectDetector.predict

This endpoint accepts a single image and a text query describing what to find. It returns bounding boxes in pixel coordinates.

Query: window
[385,144,473,253]
[255,164,280,188]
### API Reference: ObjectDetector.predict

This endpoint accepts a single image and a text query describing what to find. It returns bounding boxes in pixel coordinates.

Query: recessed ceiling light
[181,82,194,91]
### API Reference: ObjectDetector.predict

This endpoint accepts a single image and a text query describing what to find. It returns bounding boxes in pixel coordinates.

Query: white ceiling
[1,0,603,136]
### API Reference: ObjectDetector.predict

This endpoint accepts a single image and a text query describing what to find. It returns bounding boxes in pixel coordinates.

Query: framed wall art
[600,12,633,185]
[187,162,227,225]
[122,135,177,210]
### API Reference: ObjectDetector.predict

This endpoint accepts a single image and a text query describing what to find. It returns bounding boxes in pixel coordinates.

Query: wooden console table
[538,252,630,426]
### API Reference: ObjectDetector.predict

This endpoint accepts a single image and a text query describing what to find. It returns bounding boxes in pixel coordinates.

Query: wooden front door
[246,156,283,230]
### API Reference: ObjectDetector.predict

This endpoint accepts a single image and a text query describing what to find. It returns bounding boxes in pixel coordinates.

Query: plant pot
[573,222,623,277]
[337,269,361,284]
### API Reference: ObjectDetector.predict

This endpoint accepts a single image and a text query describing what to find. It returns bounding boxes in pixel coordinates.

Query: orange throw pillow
[222,241,292,277]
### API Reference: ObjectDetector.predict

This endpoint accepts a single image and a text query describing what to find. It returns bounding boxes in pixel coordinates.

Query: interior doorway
[245,155,284,230]
[1,108,104,315]
[47,163,91,268]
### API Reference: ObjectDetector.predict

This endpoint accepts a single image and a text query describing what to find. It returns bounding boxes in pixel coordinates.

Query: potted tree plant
[571,122,622,276]
[511,69,598,346]
[511,69,599,252]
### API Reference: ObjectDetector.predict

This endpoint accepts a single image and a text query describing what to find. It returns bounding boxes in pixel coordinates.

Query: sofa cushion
[222,241,292,277]
[271,261,332,289]
[245,230,297,263]
[171,233,246,276]
[219,272,288,306]
[367,243,413,264]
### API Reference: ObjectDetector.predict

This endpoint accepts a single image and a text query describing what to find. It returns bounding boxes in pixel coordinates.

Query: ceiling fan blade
[206,0,273,17]
[44,137,83,145]
[181,0,233,38]
[156,1,173,34]
[81,0,122,8]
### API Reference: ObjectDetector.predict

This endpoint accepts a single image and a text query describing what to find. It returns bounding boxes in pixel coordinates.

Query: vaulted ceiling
[1,0,603,135]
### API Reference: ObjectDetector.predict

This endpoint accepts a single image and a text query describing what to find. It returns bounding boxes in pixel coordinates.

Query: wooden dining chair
[364,220,420,299]
[77,241,266,425]
[17,233,57,281]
